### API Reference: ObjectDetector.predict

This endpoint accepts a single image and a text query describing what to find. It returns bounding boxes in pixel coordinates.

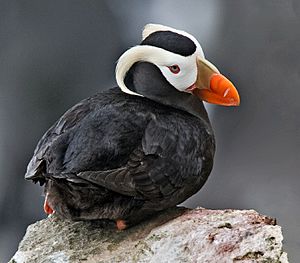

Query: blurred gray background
[0,0,299,262]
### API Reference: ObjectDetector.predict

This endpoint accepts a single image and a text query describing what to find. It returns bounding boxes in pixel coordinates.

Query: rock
[10,207,288,263]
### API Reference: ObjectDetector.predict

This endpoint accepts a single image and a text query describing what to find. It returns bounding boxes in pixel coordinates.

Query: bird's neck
[152,91,211,124]
[123,62,211,124]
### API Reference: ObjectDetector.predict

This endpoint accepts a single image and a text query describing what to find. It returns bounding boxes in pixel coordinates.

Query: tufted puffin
[25,24,240,230]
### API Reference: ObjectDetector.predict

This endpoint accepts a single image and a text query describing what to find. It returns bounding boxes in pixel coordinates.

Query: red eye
[168,64,180,74]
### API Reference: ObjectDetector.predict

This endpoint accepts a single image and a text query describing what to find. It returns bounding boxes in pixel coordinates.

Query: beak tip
[231,94,240,106]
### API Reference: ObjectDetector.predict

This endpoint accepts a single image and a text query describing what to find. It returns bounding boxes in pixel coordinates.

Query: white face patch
[157,53,197,92]
[115,24,205,96]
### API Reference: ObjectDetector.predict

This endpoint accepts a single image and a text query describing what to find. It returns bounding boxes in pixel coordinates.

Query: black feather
[141,30,197,56]
[25,87,215,224]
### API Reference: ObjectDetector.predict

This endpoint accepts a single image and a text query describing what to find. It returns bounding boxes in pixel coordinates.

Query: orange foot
[116,219,127,230]
[43,194,54,215]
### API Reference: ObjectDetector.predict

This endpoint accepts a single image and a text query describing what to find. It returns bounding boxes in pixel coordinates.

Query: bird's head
[116,24,240,107]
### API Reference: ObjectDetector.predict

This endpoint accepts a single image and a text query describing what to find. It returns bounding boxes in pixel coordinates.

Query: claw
[116,219,127,230]
[43,193,54,215]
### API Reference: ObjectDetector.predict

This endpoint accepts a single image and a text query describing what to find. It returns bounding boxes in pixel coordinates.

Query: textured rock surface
[10,207,288,263]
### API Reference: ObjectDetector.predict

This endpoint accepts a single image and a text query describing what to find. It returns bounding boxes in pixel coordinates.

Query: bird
[25,24,240,230]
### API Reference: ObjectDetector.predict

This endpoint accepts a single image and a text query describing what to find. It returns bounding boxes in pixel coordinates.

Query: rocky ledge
[10,207,288,263]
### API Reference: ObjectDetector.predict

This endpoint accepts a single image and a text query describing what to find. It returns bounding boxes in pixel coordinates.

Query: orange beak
[189,57,240,106]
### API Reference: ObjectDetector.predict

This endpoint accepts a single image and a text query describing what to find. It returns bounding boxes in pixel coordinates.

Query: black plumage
[141,30,196,56]
[25,25,219,228]
[26,87,214,225]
